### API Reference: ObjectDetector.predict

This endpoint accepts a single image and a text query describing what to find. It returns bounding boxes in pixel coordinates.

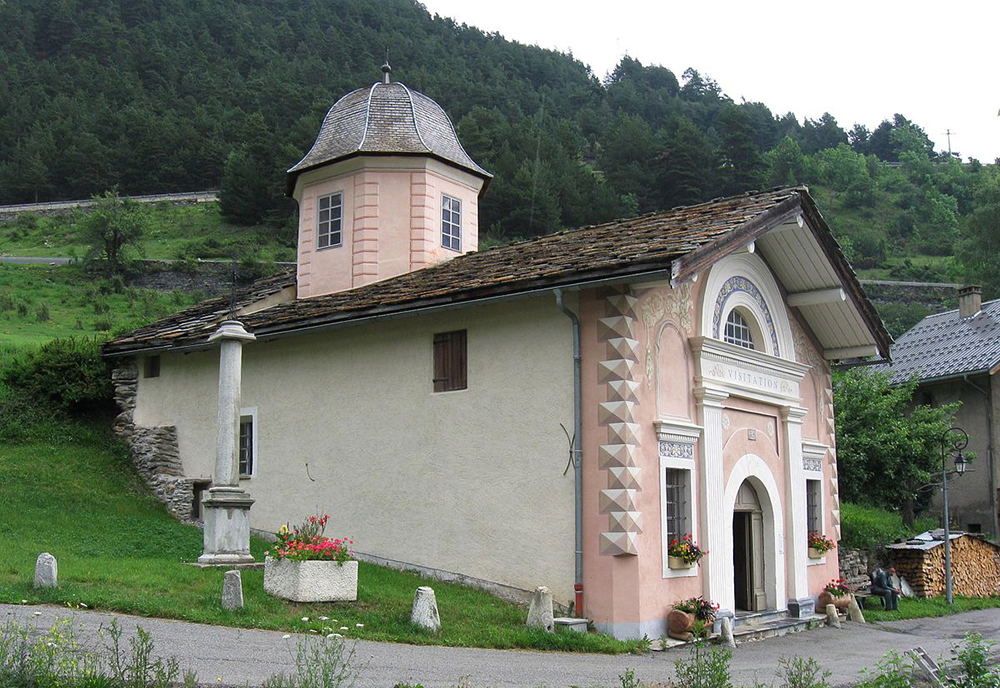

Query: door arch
[722,454,786,612]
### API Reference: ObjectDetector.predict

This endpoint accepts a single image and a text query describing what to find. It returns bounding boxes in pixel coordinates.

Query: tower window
[724,310,756,350]
[317,192,343,249]
[442,195,461,251]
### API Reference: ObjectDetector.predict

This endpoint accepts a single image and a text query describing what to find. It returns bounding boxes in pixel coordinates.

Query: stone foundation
[111,358,195,522]
[838,547,875,591]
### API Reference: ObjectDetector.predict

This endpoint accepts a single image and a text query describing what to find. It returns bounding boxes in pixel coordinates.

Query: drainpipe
[963,375,998,540]
[554,288,584,615]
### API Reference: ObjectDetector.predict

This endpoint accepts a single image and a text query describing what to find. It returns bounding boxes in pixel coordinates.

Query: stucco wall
[922,375,997,535]
[133,295,577,602]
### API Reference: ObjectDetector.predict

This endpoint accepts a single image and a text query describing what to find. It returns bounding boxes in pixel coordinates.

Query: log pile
[889,535,1000,598]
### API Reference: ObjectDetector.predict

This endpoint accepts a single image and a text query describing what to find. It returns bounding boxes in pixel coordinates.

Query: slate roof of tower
[286,81,491,193]
[104,187,890,357]
[877,299,1000,384]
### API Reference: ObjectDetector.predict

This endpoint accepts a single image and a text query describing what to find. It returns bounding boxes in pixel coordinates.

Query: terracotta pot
[667,609,695,635]
[815,590,852,613]
[668,555,696,570]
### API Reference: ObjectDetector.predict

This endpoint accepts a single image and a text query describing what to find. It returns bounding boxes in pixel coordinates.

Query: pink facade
[294,160,483,299]
[578,255,842,639]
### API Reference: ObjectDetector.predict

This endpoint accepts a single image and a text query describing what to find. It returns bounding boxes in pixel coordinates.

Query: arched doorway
[733,480,766,611]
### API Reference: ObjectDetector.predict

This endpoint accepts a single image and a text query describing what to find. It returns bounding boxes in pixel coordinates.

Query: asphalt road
[0,256,73,264]
[2,604,998,687]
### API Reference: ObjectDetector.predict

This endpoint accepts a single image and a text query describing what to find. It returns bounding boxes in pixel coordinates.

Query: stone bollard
[847,597,865,624]
[526,586,554,633]
[222,570,244,611]
[719,616,736,648]
[34,553,57,588]
[825,604,841,629]
[411,586,440,632]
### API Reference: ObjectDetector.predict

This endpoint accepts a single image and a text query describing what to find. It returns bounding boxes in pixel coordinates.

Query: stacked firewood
[889,535,1000,598]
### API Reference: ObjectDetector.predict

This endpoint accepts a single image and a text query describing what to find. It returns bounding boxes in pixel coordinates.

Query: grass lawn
[0,264,200,347]
[0,202,295,262]
[0,422,647,654]
[863,595,1000,622]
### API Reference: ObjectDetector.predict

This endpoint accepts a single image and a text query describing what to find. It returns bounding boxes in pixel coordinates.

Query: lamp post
[941,427,969,606]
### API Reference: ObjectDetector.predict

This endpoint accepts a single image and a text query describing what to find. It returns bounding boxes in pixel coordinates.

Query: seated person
[871,566,902,611]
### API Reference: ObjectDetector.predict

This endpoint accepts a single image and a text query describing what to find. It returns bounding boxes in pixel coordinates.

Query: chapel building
[105,67,891,639]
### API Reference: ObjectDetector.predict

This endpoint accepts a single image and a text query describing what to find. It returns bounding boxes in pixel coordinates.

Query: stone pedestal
[198,488,255,566]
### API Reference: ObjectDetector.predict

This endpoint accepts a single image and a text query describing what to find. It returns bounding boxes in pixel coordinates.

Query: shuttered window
[433,330,467,392]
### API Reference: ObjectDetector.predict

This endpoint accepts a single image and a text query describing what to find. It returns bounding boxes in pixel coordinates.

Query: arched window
[724,309,757,350]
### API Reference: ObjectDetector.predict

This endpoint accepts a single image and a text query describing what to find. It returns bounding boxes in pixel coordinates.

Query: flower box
[808,547,824,559]
[264,557,358,602]
[669,555,696,570]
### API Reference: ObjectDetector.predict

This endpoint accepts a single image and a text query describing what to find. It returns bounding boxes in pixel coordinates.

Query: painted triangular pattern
[598,358,635,382]
[606,379,640,403]
[598,401,636,425]
[609,510,644,533]
[607,466,642,489]
[598,443,638,468]
[605,294,638,317]
[606,337,640,362]
[599,531,638,556]
[607,422,640,445]
[598,316,635,340]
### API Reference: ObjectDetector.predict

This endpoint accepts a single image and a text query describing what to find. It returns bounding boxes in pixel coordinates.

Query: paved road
[0,256,73,265]
[2,604,998,687]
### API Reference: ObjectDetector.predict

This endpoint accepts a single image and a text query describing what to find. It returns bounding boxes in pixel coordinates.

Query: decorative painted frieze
[597,288,642,557]
[711,276,780,354]
[640,283,693,389]
[659,441,695,459]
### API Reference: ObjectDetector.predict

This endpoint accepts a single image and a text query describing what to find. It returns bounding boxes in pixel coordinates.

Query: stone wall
[112,358,195,522]
[838,547,875,591]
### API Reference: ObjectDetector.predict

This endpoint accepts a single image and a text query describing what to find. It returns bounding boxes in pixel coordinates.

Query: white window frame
[724,309,757,350]
[805,477,825,565]
[239,407,258,479]
[656,417,702,579]
[317,192,343,250]
[441,194,461,252]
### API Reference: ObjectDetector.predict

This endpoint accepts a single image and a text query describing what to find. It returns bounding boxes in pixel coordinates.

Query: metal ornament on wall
[640,282,693,389]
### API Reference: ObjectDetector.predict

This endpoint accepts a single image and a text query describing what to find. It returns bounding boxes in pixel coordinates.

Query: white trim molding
[690,336,810,407]
[802,441,827,475]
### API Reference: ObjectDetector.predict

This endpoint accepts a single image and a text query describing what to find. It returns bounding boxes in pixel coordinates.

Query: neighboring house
[103,68,890,639]
[879,286,1000,540]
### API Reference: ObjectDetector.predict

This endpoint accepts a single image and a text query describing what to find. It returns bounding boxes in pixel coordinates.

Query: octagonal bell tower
[286,63,492,299]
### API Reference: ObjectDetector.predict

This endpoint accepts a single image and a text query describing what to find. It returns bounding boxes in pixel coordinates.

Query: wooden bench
[854,589,886,610]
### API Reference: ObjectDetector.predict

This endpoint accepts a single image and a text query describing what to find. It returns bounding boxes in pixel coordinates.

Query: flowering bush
[267,514,354,565]
[667,534,707,564]
[672,597,720,621]
[824,578,850,597]
[808,532,836,554]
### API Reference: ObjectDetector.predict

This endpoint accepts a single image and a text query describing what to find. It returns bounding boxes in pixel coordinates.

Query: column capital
[780,405,808,423]
[209,319,256,343]
[694,386,729,408]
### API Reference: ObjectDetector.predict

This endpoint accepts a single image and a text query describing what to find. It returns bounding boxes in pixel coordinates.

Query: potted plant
[807,532,835,559]
[667,597,719,641]
[667,534,707,569]
[263,514,357,602]
[815,577,853,612]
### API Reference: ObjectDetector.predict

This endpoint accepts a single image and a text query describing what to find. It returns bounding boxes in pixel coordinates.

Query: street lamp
[941,427,969,606]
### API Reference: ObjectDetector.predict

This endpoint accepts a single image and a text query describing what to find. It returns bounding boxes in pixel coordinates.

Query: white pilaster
[695,387,729,611]
[782,405,811,616]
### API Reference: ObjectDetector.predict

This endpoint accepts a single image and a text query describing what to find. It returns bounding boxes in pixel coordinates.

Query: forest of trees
[1,0,997,295]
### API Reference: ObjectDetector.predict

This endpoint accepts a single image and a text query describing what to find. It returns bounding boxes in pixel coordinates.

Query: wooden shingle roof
[104,187,888,357]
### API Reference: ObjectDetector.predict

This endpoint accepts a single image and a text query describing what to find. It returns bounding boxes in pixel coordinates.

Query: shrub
[840,502,937,550]
[778,656,831,688]
[0,336,113,414]
[673,642,732,688]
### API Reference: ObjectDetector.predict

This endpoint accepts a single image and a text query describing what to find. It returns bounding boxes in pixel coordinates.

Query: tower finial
[381,47,391,84]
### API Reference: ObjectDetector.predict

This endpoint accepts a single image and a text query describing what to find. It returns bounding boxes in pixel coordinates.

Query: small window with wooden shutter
[433,330,467,392]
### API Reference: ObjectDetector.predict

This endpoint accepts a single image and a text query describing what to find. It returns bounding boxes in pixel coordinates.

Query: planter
[668,556,697,570]
[666,609,695,641]
[263,558,358,602]
[815,591,852,613]
[808,547,826,559]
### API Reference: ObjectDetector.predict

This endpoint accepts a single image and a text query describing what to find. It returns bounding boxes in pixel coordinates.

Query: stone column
[695,387,730,622]
[198,320,256,566]
[782,405,812,617]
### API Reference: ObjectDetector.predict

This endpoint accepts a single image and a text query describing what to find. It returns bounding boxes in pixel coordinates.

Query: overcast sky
[421,0,998,163]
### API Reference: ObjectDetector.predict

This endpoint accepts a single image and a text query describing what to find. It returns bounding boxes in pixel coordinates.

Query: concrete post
[198,320,256,566]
